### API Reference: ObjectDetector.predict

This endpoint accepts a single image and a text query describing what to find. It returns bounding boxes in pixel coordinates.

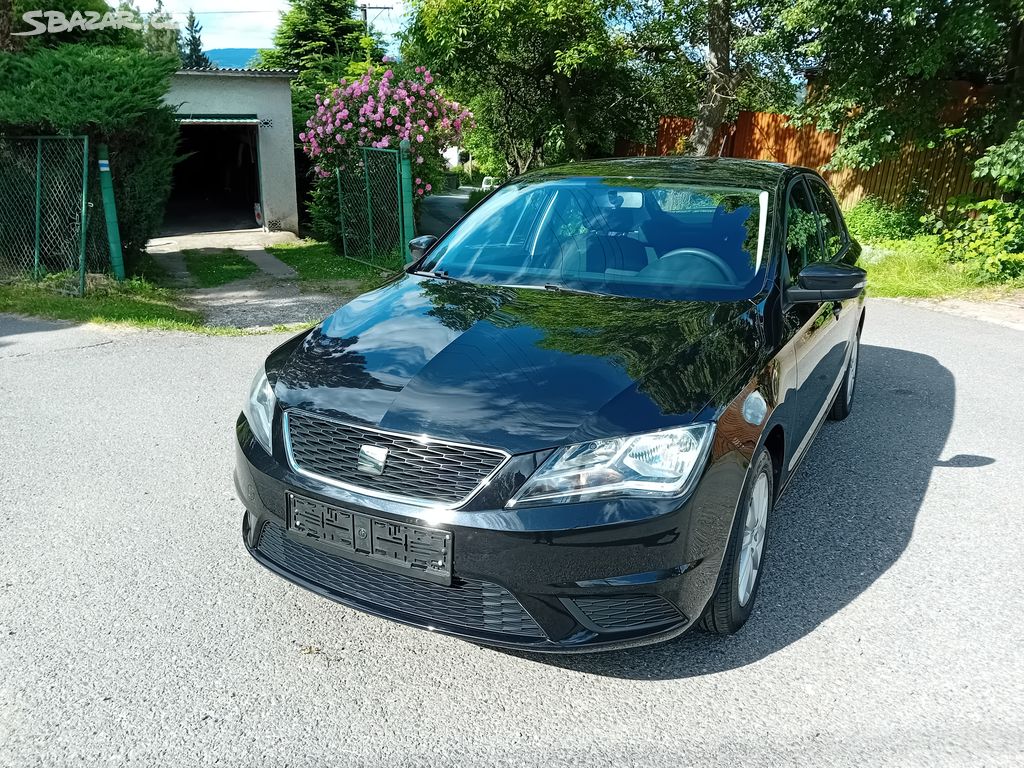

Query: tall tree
[255,0,365,73]
[180,9,211,69]
[144,0,181,60]
[782,0,1021,168]
[406,0,639,174]
[619,0,796,156]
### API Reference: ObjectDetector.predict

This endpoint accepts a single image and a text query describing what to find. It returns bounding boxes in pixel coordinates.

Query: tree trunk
[0,0,14,52]
[688,0,733,156]
[554,72,581,161]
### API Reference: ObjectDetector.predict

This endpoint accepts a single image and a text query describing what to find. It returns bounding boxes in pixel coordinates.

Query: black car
[235,157,865,652]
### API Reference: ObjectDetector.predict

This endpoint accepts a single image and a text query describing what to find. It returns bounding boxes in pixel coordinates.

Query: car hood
[271,275,760,454]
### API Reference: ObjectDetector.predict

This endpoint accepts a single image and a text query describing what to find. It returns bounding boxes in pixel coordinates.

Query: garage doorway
[162,121,263,235]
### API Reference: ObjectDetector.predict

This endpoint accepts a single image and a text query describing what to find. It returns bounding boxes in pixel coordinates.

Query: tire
[701,449,774,635]
[828,331,860,421]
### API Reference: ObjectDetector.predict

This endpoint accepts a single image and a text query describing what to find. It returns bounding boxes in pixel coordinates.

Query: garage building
[162,67,300,235]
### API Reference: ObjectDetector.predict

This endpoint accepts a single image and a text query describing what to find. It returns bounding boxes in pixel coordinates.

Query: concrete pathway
[146,230,355,329]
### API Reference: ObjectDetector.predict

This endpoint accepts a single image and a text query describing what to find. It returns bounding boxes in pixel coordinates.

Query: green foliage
[142,1,182,60]
[181,10,211,68]
[405,0,640,173]
[845,196,923,242]
[0,44,180,271]
[256,0,366,72]
[784,0,1018,169]
[973,120,1024,194]
[9,0,145,50]
[307,175,345,249]
[266,240,399,288]
[0,274,206,329]
[182,249,260,287]
[937,199,1024,281]
[864,236,979,298]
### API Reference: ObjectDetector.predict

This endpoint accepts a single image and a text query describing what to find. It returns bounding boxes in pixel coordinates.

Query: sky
[133,1,407,53]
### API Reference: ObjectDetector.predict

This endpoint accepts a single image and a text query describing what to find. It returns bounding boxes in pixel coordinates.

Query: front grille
[571,596,682,631]
[285,410,507,506]
[257,522,545,638]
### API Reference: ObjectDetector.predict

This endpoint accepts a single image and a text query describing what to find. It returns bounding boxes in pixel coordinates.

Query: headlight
[508,423,715,507]
[243,368,276,453]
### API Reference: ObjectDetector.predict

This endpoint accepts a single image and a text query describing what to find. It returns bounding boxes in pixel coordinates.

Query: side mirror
[787,262,866,304]
[409,235,438,261]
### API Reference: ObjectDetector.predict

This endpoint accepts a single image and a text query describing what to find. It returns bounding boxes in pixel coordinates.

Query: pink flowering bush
[299,63,471,198]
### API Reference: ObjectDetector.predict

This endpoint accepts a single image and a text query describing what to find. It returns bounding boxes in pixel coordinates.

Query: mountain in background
[206,49,260,69]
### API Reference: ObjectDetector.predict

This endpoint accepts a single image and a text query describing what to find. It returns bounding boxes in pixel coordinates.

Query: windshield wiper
[541,283,605,296]
[498,282,605,296]
[413,269,465,283]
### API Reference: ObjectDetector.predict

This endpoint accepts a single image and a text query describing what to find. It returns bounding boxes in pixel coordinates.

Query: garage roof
[176,67,297,79]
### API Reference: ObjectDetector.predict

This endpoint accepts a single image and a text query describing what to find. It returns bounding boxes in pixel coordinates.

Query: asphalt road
[1,300,1021,766]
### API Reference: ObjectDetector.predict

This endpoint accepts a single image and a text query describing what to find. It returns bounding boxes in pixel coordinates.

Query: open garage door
[162,120,262,235]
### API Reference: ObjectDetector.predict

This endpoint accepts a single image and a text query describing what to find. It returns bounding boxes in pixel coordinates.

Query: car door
[782,176,848,464]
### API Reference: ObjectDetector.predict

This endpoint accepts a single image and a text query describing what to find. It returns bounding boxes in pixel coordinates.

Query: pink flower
[415,178,422,184]
[425,183,432,191]
[416,134,424,143]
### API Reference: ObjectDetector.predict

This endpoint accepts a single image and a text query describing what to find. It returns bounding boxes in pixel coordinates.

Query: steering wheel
[658,247,737,283]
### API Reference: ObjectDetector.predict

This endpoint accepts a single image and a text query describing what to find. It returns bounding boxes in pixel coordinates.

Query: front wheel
[701,449,774,635]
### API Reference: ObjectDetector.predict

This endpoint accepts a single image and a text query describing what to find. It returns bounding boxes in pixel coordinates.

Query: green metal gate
[335,140,416,270]
[0,136,90,296]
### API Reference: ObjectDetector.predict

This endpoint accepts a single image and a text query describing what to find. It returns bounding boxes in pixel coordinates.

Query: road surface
[1,300,1021,766]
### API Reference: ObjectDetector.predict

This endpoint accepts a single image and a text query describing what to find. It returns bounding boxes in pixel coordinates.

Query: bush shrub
[0,44,180,273]
[936,199,1024,281]
[844,196,922,242]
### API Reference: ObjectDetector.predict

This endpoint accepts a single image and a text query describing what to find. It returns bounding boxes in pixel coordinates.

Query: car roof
[522,156,800,189]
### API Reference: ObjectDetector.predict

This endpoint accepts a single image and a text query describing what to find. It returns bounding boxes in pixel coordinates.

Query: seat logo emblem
[357,445,389,476]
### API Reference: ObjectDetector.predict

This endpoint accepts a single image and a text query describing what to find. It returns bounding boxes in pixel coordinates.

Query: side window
[784,180,825,282]
[807,177,847,259]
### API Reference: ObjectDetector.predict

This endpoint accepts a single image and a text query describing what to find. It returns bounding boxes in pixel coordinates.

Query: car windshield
[419,176,771,300]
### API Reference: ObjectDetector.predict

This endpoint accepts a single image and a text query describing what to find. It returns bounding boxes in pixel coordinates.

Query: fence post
[77,136,90,297]
[32,137,42,280]
[362,148,375,259]
[399,140,415,263]
[97,144,125,281]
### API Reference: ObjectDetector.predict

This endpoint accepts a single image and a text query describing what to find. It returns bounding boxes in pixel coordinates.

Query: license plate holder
[286,492,452,585]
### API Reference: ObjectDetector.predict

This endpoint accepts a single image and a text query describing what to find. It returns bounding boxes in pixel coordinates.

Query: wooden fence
[615,111,993,210]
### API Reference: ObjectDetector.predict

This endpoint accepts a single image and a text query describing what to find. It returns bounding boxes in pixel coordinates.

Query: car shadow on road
[505,343,984,679]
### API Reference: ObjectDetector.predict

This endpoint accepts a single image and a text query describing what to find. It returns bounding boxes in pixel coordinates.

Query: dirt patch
[181,276,360,329]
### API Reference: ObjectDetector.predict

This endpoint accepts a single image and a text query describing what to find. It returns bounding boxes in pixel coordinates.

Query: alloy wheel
[738,471,770,606]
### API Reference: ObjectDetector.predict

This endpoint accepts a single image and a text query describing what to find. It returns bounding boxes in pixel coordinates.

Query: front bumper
[235,415,747,652]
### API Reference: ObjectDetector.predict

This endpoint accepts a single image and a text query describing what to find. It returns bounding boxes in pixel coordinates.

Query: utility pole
[358,4,391,35]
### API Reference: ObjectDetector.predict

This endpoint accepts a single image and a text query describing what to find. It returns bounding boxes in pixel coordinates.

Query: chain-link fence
[0,136,90,295]
[335,146,413,271]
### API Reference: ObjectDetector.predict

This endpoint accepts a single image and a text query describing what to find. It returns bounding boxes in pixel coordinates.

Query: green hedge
[0,45,179,273]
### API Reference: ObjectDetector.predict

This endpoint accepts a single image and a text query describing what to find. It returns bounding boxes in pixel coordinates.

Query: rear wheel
[829,331,860,421]
[701,449,774,635]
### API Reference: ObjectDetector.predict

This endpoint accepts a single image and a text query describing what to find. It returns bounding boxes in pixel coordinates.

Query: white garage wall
[165,71,299,233]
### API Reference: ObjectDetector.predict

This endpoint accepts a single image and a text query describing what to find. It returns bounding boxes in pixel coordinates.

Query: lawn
[265,240,402,289]
[864,236,979,298]
[182,248,260,288]
[0,275,218,332]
